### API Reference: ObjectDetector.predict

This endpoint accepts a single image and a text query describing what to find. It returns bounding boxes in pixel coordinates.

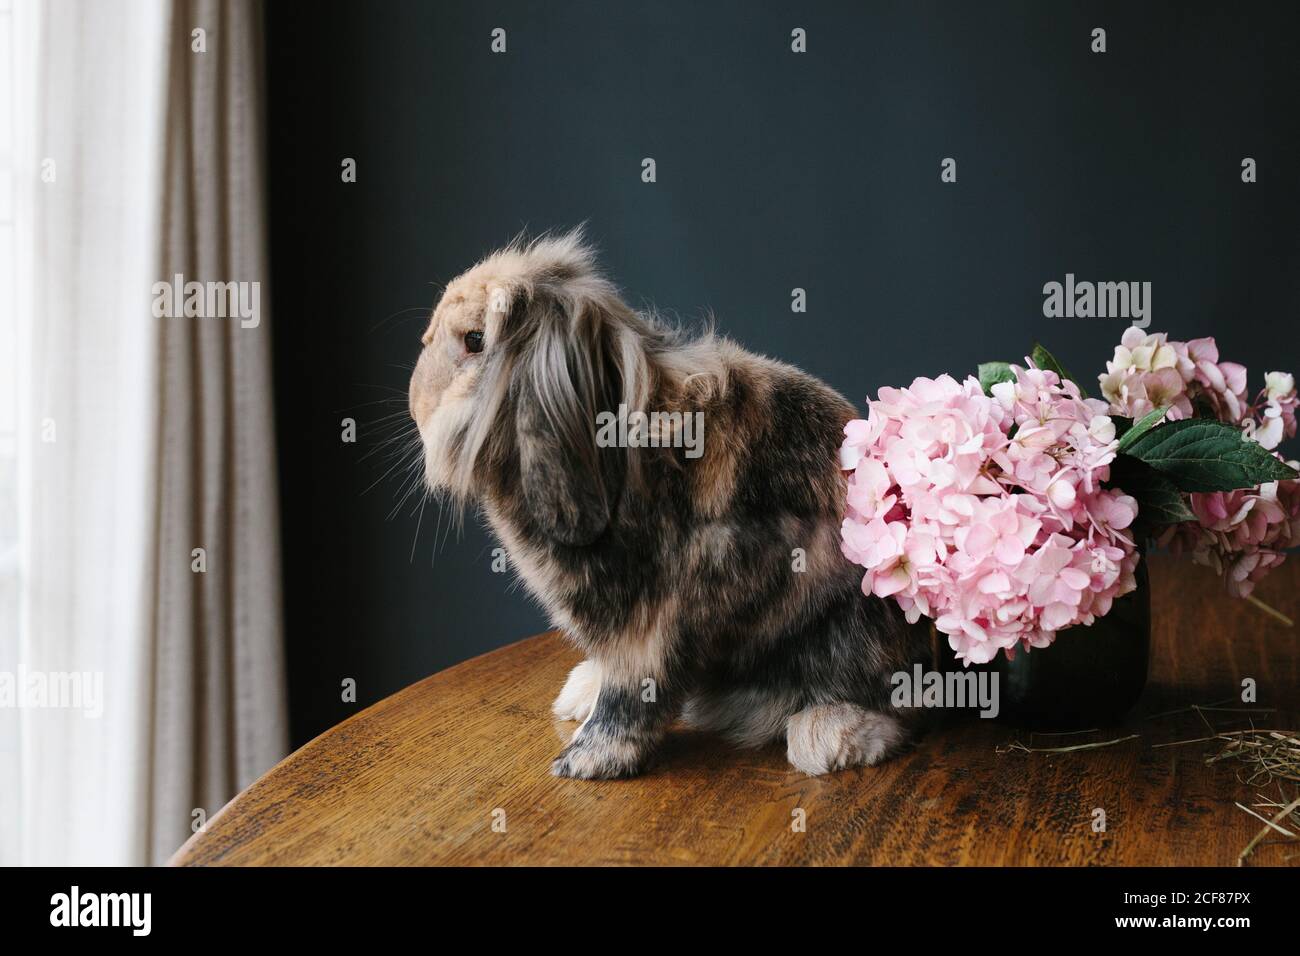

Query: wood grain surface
[171,553,1299,866]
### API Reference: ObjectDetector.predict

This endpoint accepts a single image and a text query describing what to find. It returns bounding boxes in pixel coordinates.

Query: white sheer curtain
[1,0,287,866]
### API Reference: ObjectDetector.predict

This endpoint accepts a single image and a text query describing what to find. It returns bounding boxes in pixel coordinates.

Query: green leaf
[1107,455,1196,539]
[1116,406,1169,453]
[1030,343,1088,398]
[977,361,1014,395]
[1122,418,1300,492]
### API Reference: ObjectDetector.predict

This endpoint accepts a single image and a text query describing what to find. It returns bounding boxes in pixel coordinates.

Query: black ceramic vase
[992,554,1151,729]
[928,554,1151,729]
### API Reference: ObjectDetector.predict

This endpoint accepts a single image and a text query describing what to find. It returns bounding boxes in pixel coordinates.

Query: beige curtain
[6,0,287,865]
[149,0,288,864]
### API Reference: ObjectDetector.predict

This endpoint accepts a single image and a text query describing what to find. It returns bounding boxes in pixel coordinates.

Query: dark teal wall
[266,0,1300,746]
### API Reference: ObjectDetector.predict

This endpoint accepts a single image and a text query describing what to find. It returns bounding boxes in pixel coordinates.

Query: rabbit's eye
[464,330,484,354]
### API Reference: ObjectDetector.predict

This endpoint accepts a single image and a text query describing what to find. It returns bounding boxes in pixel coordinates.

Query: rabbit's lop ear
[514,286,642,547]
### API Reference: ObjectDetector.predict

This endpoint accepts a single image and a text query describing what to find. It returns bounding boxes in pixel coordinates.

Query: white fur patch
[785,704,904,776]
[552,659,602,723]
[417,396,472,493]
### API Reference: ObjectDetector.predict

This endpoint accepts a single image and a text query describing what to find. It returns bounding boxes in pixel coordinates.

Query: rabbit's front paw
[550,729,645,779]
[552,659,601,722]
[786,703,905,776]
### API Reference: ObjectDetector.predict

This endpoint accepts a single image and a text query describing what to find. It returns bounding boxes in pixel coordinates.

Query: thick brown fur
[410,230,931,778]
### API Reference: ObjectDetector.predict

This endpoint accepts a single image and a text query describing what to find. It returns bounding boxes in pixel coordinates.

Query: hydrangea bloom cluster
[1158,478,1300,598]
[1250,371,1299,451]
[1106,332,1300,599]
[1100,328,1299,449]
[1099,328,1247,424]
[840,366,1140,665]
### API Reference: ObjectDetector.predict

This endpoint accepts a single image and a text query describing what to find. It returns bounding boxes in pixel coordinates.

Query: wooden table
[171,554,1299,866]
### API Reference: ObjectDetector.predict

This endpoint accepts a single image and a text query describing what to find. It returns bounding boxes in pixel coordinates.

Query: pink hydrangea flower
[840,366,1139,665]
[1102,331,1299,598]
[1246,371,1298,451]
[1100,328,1248,424]
[1158,471,1300,597]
